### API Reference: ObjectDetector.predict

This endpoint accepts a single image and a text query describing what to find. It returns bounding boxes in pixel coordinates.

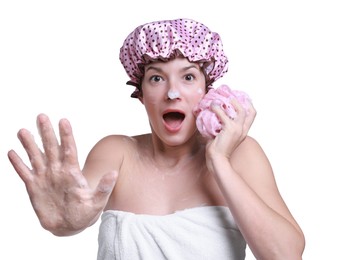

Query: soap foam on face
[168,90,180,99]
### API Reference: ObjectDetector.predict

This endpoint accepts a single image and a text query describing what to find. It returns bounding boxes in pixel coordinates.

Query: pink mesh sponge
[194,85,251,138]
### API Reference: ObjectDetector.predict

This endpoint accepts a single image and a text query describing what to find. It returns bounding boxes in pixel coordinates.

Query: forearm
[210,156,305,259]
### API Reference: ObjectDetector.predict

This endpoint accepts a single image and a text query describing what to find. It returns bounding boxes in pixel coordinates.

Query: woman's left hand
[205,99,257,162]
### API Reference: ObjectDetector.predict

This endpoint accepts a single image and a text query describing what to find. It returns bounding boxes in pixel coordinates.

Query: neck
[149,133,205,168]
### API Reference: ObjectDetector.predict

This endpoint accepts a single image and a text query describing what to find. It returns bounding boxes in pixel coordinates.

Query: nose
[167,89,180,100]
[166,78,182,101]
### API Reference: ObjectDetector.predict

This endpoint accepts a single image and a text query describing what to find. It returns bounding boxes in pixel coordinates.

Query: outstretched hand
[8,114,117,236]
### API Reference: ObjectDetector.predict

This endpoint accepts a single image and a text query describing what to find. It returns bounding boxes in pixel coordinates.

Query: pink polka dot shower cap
[119,18,229,98]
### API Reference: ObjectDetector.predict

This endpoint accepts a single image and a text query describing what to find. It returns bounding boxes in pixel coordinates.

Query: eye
[149,75,163,82]
[184,74,195,81]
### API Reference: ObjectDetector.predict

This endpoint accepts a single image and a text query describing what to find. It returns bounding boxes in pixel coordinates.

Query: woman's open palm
[8,114,117,236]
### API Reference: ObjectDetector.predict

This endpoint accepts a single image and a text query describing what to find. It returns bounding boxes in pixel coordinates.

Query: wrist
[206,153,231,174]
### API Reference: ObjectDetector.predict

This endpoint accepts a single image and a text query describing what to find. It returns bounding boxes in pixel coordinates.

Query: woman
[8,18,305,259]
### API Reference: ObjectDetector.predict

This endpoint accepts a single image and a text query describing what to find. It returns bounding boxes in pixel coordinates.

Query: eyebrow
[145,64,200,73]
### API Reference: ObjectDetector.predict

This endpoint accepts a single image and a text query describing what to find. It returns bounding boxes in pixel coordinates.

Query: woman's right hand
[8,114,117,236]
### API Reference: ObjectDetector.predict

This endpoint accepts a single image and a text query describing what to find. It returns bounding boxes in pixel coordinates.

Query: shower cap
[119,18,229,98]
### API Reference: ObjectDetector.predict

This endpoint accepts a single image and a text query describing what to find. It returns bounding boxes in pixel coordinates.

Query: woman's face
[140,57,206,146]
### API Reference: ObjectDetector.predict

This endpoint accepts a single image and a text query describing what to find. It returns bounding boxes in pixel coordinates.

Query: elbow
[255,232,306,260]
[287,226,306,259]
[295,231,306,259]
[274,223,306,259]
[279,233,306,260]
[276,233,306,260]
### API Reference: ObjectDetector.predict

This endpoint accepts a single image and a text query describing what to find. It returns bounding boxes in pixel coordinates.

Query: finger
[230,98,246,122]
[93,171,118,203]
[59,118,79,166]
[36,114,60,162]
[244,102,257,131]
[8,150,34,183]
[210,104,230,124]
[17,128,46,172]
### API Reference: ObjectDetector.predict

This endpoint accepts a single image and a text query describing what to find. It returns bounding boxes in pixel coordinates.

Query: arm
[8,114,118,236]
[206,101,305,259]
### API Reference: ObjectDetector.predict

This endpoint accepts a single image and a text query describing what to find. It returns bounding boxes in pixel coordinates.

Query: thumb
[94,170,118,202]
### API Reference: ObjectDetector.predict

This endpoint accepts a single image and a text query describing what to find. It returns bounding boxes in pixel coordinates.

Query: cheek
[194,87,206,102]
[143,98,160,112]
[197,88,204,95]
[142,87,163,104]
[187,88,206,108]
[184,86,205,98]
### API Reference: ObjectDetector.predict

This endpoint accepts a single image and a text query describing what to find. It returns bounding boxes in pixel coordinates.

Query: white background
[1,0,345,259]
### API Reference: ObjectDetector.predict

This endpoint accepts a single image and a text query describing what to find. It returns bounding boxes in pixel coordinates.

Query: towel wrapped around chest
[97,206,246,260]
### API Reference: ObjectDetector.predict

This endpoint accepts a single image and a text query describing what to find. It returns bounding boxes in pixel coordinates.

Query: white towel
[97,206,246,260]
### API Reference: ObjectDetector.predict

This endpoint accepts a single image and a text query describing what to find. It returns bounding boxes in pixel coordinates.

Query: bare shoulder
[82,133,149,189]
[90,133,150,155]
[91,134,141,152]
[231,135,277,194]
[234,135,266,156]
[232,135,271,171]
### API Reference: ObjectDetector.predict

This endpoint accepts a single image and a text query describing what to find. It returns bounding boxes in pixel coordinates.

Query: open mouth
[163,112,185,130]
